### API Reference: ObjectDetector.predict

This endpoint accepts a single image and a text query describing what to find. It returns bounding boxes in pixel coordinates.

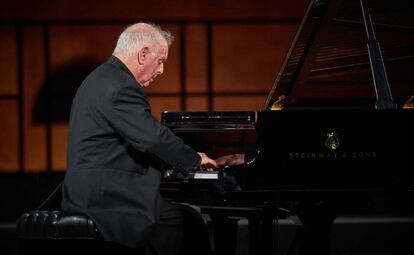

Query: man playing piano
[61,22,217,255]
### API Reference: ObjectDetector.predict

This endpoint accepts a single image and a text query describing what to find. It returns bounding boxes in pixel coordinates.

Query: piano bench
[16,210,99,240]
[16,210,143,255]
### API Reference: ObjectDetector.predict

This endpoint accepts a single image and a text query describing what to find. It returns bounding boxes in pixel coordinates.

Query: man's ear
[137,47,150,65]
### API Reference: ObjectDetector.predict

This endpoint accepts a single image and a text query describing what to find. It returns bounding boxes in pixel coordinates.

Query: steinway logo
[325,132,339,150]
[288,131,377,160]
[288,151,377,160]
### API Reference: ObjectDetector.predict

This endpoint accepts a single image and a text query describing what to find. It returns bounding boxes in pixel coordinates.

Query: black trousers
[148,198,212,255]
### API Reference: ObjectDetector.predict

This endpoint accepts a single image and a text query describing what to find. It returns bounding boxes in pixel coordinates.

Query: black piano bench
[16,210,99,240]
[16,210,144,255]
[15,182,145,255]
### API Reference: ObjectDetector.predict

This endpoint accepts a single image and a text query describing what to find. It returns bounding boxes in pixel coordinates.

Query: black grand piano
[161,0,414,254]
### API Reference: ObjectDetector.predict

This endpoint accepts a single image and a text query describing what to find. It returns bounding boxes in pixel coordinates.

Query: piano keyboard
[188,171,219,180]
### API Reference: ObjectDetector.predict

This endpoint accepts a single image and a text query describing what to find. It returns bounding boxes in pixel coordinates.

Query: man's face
[138,41,168,87]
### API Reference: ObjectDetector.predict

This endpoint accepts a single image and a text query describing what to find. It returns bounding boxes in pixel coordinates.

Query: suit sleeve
[106,83,201,172]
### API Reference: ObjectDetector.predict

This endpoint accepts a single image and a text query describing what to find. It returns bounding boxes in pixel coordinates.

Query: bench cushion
[17,210,98,239]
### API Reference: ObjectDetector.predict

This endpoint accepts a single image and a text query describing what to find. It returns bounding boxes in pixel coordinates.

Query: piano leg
[295,202,337,255]
[210,214,239,255]
[247,204,290,255]
[248,217,277,255]
[201,205,292,255]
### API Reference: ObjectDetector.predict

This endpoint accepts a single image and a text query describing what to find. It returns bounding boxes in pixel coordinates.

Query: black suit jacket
[62,56,200,248]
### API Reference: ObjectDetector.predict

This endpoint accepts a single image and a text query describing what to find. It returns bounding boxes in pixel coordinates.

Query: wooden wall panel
[0,26,18,95]
[149,97,181,120]
[1,0,308,21]
[186,96,209,111]
[51,123,67,171]
[185,24,208,94]
[50,24,124,68]
[0,100,19,172]
[23,26,47,172]
[212,23,299,94]
[213,95,266,111]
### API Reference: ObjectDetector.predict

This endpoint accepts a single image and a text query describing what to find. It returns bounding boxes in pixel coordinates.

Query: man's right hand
[197,152,218,171]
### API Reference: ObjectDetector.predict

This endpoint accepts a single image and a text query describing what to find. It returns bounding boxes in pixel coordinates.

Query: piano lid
[265,0,414,110]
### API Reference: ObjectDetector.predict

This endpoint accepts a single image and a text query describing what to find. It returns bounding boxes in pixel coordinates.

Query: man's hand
[215,154,245,168]
[197,152,218,171]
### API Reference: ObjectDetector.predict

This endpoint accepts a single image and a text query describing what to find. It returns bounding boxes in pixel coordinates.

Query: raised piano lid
[265,0,414,110]
[252,0,414,191]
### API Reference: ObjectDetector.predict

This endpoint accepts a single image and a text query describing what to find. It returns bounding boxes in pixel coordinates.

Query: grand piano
[161,0,414,254]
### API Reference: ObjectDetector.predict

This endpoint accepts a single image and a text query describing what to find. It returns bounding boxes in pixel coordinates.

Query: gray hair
[113,22,174,56]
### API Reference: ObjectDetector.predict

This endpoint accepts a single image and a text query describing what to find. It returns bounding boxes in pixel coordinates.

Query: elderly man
[62,22,216,255]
